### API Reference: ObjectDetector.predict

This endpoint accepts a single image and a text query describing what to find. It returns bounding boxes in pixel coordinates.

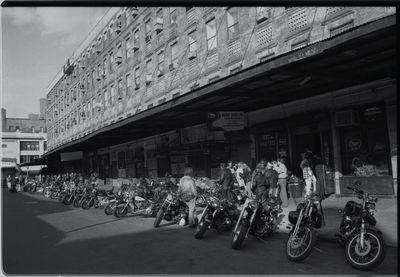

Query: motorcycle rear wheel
[50,192,59,200]
[114,206,128,218]
[82,198,93,210]
[345,229,386,270]
[73,196,82,208]
[231,221,249,250]
[285,225,316,262]
[194,220,209,239]
[154,208,165,228]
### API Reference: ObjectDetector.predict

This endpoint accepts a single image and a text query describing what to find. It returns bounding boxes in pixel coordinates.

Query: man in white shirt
[273,157,288,207]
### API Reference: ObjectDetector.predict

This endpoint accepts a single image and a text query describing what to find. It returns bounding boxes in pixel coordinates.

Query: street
[2,189,398,275]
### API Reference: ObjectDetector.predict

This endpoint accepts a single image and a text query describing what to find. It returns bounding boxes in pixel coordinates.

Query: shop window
[339,105,390,176]
[258,131,289,162]
[20,141,40,151]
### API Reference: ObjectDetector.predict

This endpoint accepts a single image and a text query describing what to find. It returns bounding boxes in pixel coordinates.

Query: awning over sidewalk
[42,15,396,160]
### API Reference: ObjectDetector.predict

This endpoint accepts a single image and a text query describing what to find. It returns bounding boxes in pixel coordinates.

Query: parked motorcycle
[336,182,386,270]
[231,195,281,249]
[285,193,323,262]
[72,187,92,208]
[104,185,127,215]
[153,192,188,227]
[194,192,237,239]
[113,188,158,218]
[82,188,113,209]
[63,185,80,205]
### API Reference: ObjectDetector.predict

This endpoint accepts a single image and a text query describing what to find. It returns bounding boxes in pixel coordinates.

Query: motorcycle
[194,191,237,239]
[72,187,92,208]
[336,182,386,270]
[104,185,127,215]
[285,193,323,262]
[113,188,158,218]
[63,184,80,205]
[82,188,113,209]
[231,195,281,249]
[153,191,188,228]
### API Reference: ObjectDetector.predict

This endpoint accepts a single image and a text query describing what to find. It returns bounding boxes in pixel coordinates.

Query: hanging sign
[207,112,245,131]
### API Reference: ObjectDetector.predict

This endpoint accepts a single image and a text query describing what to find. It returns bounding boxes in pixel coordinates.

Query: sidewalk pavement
[276,195,398,247]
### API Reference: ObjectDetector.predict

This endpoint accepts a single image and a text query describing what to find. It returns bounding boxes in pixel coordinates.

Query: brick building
[43,7,397,196]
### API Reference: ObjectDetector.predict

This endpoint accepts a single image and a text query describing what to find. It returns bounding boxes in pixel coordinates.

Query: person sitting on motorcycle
[177,167,198,227]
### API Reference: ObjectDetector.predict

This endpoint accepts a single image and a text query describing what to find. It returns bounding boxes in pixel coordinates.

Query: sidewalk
[277,195,398,247]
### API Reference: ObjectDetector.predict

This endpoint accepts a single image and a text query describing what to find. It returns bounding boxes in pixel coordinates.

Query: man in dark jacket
[265,161,280,202]
[252,164,269,203]
[219,162,234,201]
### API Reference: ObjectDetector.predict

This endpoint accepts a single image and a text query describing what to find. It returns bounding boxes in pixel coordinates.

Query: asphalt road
[2,189,398,275]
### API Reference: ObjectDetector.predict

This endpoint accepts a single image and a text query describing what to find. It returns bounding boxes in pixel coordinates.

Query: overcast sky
[2,7,110,118]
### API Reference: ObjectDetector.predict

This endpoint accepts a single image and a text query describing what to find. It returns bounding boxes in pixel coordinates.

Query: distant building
[1,106,47,182]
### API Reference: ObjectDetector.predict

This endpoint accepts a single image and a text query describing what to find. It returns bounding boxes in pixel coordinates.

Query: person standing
[265,162,279,199]
[177,167,197,227]
[219,162,234,201]
[240,162,253,197]
[313,154,326,199]
[273,157,289,207]
[6,175,12,190]
[252,164,269,203]
[300,152,316,196]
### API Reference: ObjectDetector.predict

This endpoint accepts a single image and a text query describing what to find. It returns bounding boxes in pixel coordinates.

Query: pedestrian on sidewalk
[219,162,235,201]
[274,156,289,207]
[313,154,327,200]
[177,167,197,227]
[300,152,317,196]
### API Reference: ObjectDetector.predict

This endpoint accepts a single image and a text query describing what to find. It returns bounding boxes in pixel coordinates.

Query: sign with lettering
[208,112,245,131]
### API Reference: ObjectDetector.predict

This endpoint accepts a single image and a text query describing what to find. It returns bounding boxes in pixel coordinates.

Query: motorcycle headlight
[366,203,376,213]
[166,194,173,201]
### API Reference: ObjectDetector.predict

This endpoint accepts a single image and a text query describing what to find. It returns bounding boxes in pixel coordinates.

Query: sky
[1,7,110,118]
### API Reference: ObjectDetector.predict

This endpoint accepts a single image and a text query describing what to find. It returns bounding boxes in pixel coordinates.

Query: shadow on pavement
[2,189,398,275]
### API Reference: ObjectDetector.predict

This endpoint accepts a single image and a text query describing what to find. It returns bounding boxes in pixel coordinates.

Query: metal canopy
[42,15,396,160]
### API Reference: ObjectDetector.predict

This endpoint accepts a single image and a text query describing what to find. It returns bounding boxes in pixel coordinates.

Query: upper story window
[171,42,178,68]
[145,18,152,43]
[134,28,140,46]
[109,52,115,73]
[117,79,123,100]
[126,73,133,90]
[157,51,165,76]
[20,141,40,151]
[188,30,197,52]
[104,89,110,106]
[110,85,116,105]
[126,36,133,59]
[227,7,239,40]
[206,18,217,51]
[134,67,140,88]
[103,58,108,76]
[170,8,177,25]
[155,9,163,34]
[116,44,123,66]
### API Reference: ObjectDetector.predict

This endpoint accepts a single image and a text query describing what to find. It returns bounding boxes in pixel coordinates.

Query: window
[155,9,163,34]
[116,45,123,66]
[170,8,177,24]
[339,105,391,176]
[105,89,110,106]
[206,18,217,50]
[110,85,115,105]
[20,155,39,163]
[126,73,133,89]
[103,58,108,76]
[171,42,178,67]
[118,79,123,100]
[91,70,96,86]
[126,37,133,59]
[227,8,239,40]
[188,30,197,52]
[2,144,7,148]
[97,64,102,80]
[134,28,140,43]
[109,52,115,73]
[145,18,151,42]
[134,67,140,87]
[146,59,152,74]
[157,51,164,75]
[8,126,14,132]
[20,141,40,151]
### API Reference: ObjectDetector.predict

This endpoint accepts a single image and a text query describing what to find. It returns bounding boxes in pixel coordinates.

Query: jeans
[278,178,288,207]
[185,198,196,226]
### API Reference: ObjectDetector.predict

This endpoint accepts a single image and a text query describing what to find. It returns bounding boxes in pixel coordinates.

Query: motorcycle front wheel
[231,221,249,250]
[73,196,83,208]
[285,225,316,262]
[194,219,209,239]
[114,205,128,218]
[345,229,386,270]
[154,208,165,228]
[63,195,74,205]
[104,202,116,215]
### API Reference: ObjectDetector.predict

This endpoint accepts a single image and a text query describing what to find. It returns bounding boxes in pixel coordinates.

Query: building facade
[44,7,397,196]
[1,108,47,182]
